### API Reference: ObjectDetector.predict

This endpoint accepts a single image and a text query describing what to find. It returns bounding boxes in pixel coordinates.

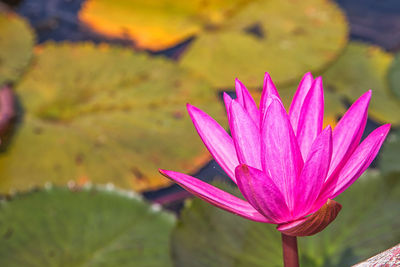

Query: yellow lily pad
[0,9,34,85]
[0,42,225,194]
[323,42,400,125]
[79,0,251,51]
[180,0,348,88]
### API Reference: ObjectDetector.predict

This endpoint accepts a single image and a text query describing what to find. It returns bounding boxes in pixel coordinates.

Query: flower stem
[281,233,299,267]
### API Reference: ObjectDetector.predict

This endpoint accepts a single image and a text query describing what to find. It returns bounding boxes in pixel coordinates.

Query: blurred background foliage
[0,0,399,266]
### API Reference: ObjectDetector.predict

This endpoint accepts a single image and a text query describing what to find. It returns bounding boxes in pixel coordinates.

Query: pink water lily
[159,72,390,236]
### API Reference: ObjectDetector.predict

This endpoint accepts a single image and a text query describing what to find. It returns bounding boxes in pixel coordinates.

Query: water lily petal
[187,104,238,182]
[296,77,324,158]
[159,169,271,223]
[260,72,280,121]
[223,92,233,121]
[229,100,262,169]
[330,124,391,198]
[328,90,371,177]
[314,124,390,209]
[289,72,314,134]
[235,78,260,126]
[294,126,332,218]
[261,99,303,211]
[235,164,291,223]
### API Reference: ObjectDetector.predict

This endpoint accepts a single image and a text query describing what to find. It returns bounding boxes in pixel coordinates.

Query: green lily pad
[380,129,400,176]
[323,42,400,125]
[79,0,252,51]
[171,171,400,267]
[388,52,400,100]
[180,0,348,88]
[0,185,175,266]
[0,42,225,193]
[0,9,34,85]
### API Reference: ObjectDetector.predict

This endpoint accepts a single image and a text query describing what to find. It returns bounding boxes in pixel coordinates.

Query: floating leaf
[388,52,400,100]
[180,0,348,88]
[0,42,225,193]
[171,172,400,267]
[323,42,400,125]
[0,9,34,85]
[0,186,175,266]
[380,129,400,176]
[79,0,251,51]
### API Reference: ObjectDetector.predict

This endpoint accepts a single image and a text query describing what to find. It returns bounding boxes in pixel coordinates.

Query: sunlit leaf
[0,185,175,266]
[0,42,225,193]
[180,0,348,88]
[79,0,251,51]
[171,171,400,266]
[323,42,400,125]
[0,9,34,85]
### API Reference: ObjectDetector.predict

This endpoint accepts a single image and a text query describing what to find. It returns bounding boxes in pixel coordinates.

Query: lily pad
[0,9,34,85]
[171,171,400,267]
[388,52,400,100]
[380,129,400,176]
[180,0,348,88]
[79,0,251,51]
[0,185,175,266]
[0,42,225,193]
[323,42,400,125]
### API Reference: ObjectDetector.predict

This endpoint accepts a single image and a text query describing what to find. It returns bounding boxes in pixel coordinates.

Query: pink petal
[235,164,291,223]
[289,72,314,134]
[235,78,260,126]
[187,104,239,182]
[223,92,233,121]
[296,77,324,159]
[260,73,281,121]
[229,100,262,169]
[293,126,332,218]
[314,124,390,208]
[261,99,303,211]
[330,124,391,198]
[328,90,371,178]
[159,169,271,223]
